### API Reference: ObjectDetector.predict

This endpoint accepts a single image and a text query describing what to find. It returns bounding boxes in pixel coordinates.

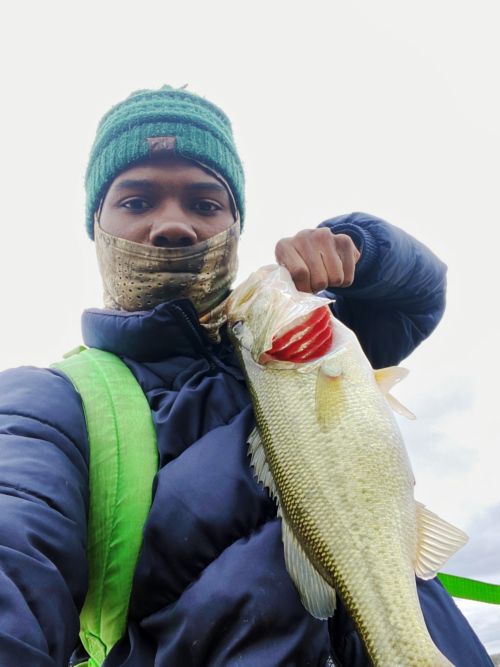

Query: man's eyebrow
[114,179,158,191]
[185,182,227,193]
[113,179,227,193]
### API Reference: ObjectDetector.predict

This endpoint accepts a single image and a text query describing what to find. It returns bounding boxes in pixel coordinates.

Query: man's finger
[284,230,331,292]
[329,234,360,287]
[319,244,345,288]
[275,239,313,292]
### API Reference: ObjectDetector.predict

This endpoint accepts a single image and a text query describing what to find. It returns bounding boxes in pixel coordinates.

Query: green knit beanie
[85,85,245,239]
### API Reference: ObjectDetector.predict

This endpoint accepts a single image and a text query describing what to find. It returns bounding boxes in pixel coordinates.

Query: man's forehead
[110,157,226,188]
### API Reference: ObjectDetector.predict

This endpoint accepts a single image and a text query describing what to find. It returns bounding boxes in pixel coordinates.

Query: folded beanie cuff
[85,87,245,239]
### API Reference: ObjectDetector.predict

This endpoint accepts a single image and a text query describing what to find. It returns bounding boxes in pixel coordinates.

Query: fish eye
[232,321,244,335]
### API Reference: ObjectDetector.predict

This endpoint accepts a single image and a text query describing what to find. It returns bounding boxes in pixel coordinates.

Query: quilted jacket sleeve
[319,212,447,368]
[0,366,89,667]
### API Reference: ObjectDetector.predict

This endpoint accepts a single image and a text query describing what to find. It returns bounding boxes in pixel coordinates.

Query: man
[0,85,492,666]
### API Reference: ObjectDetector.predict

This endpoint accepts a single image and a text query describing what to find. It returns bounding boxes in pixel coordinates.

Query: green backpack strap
[53,347,158,667]
[438,572,500,605]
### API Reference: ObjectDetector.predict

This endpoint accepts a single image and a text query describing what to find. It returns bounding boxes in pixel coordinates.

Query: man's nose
[149,208,198,248]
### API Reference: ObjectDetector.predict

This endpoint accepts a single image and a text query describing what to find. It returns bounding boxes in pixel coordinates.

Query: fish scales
[241,348,444,666]
[227,266,462,666]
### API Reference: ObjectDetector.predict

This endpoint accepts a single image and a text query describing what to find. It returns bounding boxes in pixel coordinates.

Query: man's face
[99,156,236,247]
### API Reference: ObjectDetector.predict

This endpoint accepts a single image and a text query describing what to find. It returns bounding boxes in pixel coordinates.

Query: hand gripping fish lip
[227,264,335,366]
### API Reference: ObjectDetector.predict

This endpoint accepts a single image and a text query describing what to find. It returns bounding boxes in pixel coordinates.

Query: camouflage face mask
[94,221,240,315]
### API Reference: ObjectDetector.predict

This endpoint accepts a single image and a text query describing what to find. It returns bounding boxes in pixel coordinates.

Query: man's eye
[193,200,221,213]
[122,198,152,211]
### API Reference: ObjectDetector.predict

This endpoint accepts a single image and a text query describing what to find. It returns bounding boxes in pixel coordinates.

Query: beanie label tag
[148,136,177,154]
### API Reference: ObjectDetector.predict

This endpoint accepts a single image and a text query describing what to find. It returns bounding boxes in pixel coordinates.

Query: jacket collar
[81,299,211,362]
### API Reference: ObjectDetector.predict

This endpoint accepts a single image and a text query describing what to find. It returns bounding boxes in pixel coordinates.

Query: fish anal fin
[414,501,469,580]
[280,509,337,619]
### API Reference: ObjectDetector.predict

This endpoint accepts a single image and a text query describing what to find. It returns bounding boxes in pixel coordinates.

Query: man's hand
[275,228,361,293]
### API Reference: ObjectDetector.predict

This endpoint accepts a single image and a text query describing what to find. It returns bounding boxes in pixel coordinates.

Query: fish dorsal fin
[414,502,469,580]
[280,508,337,619]
[247,427,278,499]
[247,427,336,619]
[374,366,416,420]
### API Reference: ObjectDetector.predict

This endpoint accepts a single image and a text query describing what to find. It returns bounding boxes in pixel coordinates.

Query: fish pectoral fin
[316,360,343,431]
[320,355,343,378]
[414,501,469,580]
[247,427,278,499]
[374,367,416,420]
[280,508,337,619]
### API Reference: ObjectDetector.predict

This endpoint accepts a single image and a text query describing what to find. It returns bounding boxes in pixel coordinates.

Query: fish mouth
[226,265,335,365]
[260,305,333,364]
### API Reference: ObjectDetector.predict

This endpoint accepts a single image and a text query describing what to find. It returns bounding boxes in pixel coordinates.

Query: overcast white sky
[1,0,499,656]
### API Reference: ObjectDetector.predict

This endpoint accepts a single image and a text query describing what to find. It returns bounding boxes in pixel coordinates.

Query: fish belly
[242,348,453,667]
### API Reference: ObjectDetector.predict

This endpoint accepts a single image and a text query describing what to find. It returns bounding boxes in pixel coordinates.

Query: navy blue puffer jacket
[0,213,493,667]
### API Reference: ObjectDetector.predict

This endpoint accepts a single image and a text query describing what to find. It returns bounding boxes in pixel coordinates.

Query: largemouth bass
[226,265,467,667]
